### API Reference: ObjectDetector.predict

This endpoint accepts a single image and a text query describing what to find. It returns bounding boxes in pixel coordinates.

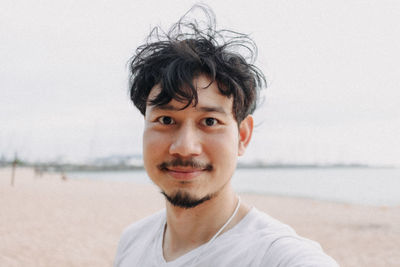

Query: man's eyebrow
[196,106,227,114]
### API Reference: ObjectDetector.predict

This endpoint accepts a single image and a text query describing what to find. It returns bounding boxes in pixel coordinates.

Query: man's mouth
[166,166,204,172]
[157,158,213,180]
[165,167,206,180]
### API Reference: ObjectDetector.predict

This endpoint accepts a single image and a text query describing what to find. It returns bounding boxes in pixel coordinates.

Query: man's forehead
[145,95,234,119]
[148,102,228,115]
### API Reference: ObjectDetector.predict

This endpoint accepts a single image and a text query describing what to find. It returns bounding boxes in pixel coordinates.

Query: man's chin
[161,190,213,209]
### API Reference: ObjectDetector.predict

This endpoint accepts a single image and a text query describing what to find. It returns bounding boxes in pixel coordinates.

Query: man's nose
[169,123,202,157]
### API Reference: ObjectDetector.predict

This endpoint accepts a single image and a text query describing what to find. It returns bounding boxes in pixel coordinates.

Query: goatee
[161,190,213,209]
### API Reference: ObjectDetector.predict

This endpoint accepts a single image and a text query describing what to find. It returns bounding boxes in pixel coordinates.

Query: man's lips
[165,167,206,180]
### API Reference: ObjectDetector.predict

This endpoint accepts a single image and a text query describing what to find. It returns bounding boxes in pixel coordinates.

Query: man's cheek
[144,131,167,149]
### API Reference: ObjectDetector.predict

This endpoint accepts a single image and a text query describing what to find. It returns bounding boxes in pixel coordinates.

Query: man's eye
[158,116,174,125]
[203,118,218,127]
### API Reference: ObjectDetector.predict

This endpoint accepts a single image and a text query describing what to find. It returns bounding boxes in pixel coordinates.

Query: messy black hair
[129,4,266,123]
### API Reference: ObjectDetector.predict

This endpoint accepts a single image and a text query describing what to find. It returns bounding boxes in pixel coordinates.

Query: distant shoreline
[1,162,396,173]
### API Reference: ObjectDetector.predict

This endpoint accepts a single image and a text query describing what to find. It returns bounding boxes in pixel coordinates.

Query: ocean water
[67,167,400,207]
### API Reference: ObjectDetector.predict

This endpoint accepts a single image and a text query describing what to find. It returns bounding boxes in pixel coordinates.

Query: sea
[67,167,400,207]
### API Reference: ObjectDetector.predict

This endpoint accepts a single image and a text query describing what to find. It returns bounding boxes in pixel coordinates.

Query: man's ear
[238,115,254,156]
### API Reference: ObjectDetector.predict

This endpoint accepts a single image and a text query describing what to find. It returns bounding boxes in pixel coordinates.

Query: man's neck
[162,185,250,262]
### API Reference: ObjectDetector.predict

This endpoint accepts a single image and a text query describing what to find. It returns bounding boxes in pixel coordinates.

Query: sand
[1,167,399,267]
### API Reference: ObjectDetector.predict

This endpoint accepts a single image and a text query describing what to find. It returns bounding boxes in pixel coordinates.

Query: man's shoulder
[236,208,339,266]
[121,209,165,237]
[237,207,297,235]
[117,209,165,253]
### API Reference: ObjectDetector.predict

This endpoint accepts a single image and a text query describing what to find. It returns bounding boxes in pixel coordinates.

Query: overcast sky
[1,0,399,165]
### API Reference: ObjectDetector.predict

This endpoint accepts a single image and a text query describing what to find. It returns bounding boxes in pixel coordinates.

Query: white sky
[1,0,399,165]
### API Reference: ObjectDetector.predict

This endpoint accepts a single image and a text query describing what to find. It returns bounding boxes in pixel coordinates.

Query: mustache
[157,158,213,171]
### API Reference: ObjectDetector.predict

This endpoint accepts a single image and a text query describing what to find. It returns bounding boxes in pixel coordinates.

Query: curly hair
[129,5,266,123]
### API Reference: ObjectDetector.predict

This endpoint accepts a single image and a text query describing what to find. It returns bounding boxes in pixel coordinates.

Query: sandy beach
[1,167,399,267]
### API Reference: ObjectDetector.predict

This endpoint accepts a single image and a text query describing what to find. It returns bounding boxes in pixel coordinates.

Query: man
[115,6,338,267]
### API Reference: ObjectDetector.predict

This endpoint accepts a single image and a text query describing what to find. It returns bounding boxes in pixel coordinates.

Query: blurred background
[2,0,399,166]
[2,0,400,207]
[1,2,400,266]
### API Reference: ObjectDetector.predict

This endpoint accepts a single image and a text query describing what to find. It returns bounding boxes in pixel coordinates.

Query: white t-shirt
[114,208,338,267]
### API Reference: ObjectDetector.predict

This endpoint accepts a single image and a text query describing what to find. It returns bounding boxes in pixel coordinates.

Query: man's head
[129,6,265,209]
[129,5,265,125]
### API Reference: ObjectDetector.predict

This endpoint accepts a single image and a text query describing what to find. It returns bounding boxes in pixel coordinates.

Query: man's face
[143,75,252,208]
